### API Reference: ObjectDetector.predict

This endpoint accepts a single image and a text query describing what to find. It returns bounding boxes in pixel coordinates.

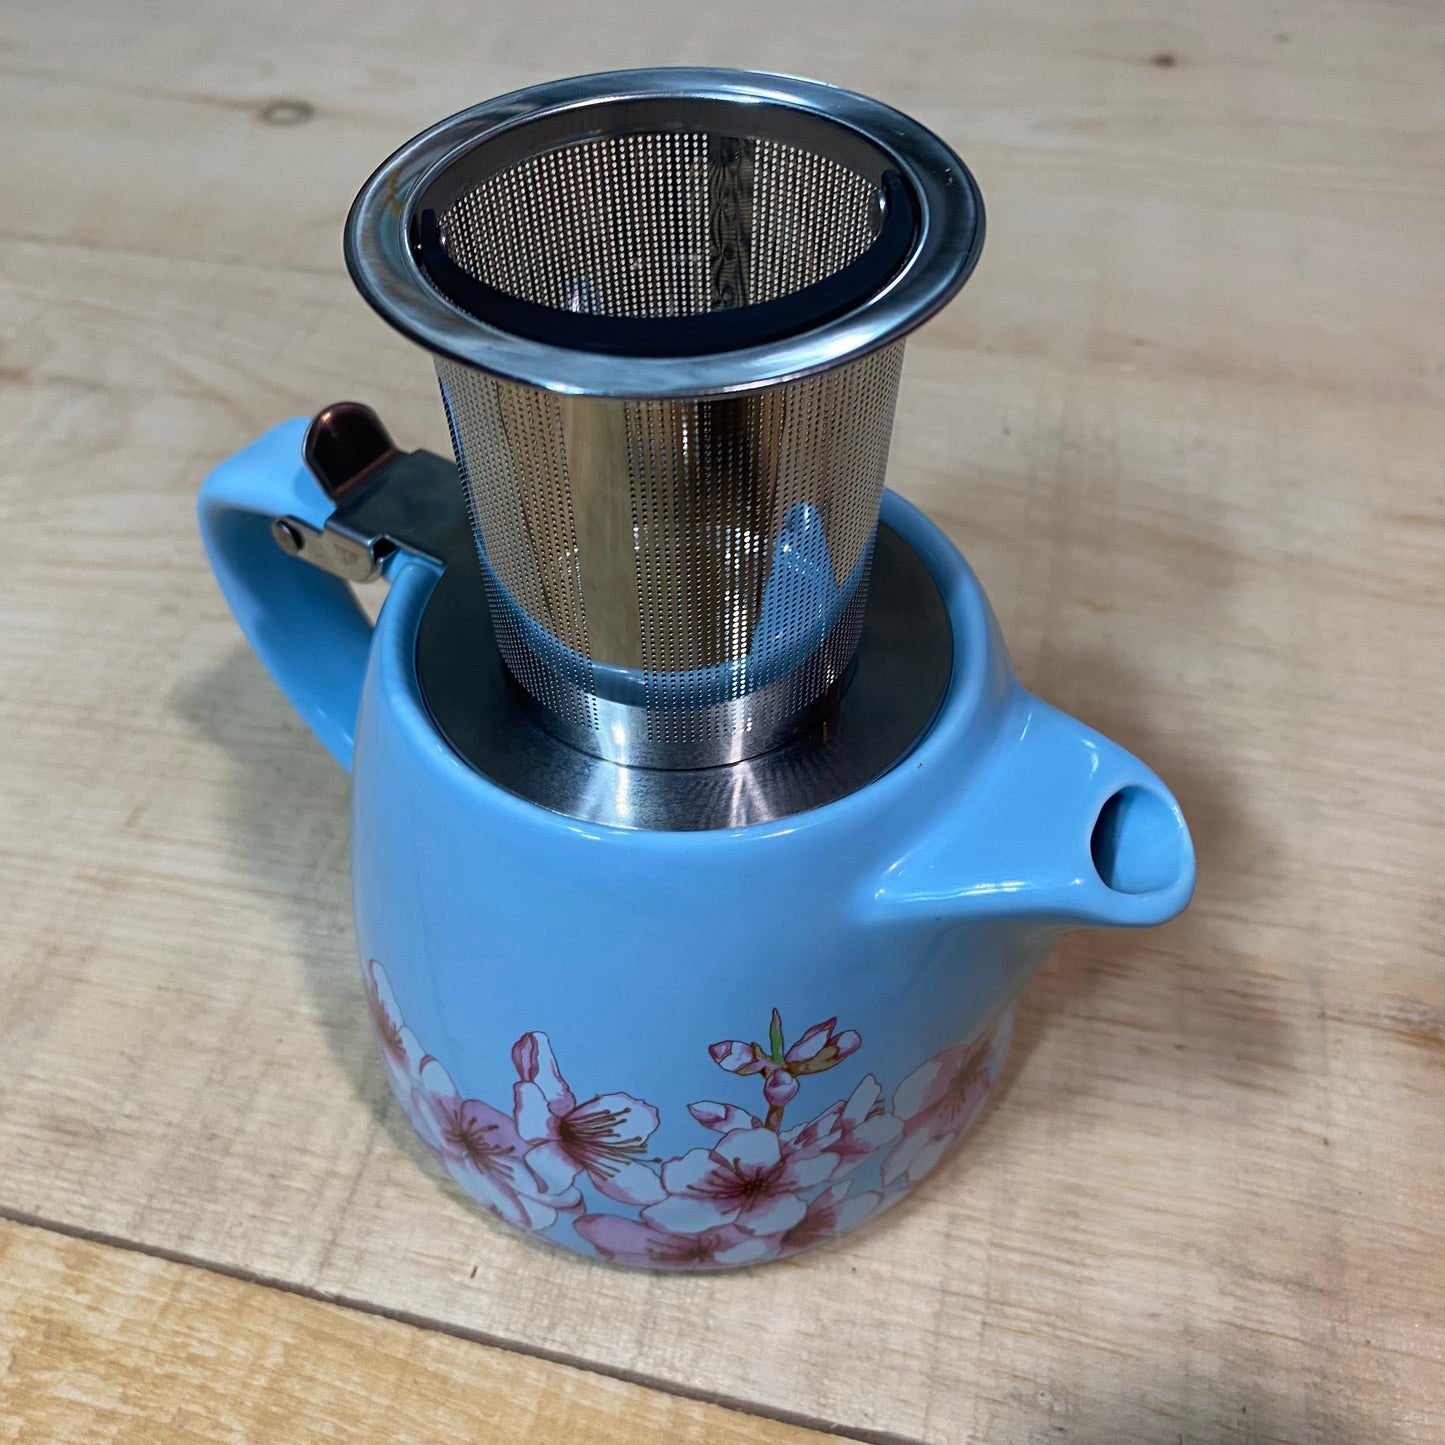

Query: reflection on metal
[437,344,904,765]
[344,71,984,767]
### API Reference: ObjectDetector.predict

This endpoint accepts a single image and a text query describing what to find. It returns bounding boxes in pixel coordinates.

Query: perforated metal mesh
[425,122,908,766]
[440,133,878,318]
[438,342,904,763]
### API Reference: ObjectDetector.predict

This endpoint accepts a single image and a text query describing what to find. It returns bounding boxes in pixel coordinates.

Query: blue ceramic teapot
[198,71,1193,1269]
[199,411,1192,1269]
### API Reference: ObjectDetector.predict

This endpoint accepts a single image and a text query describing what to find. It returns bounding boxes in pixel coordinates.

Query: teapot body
[201,421,1193,1269]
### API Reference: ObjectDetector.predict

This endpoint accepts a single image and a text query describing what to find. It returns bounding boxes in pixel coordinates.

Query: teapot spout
[871,690,1195,932]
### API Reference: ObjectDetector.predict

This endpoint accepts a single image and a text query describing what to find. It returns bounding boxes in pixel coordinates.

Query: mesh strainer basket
[346,69,983,767]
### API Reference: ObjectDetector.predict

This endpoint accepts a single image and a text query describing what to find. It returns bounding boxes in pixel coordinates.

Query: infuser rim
[344,67,984,399]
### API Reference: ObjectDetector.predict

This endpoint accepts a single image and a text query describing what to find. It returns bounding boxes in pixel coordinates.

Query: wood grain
[1,0,1443,1442]
[0,1219,844,1444]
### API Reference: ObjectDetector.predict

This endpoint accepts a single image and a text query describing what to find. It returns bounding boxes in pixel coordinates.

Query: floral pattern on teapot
[365,959,1012,1268]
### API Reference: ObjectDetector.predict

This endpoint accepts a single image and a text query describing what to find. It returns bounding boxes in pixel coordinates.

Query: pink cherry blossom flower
[778,1182,884,1255]
[710,1011,861,1081]
[643,1125,838,1236]
[784,1074,902,1176]
[709,1010,863,1128]
[708,1029,794,1124]
[687,1100,763,1134]
[783,1016,862,1075]
[762,1069,800,1109]
[881,1028,997,1187]
[510,1032,664,1206]
[411,1055,577,1231]
[363,959,425,1097]
[708,1039,769,1074]
[574,1213,774,1270]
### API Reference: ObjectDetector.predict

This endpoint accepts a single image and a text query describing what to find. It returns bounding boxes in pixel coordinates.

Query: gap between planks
[0,1204,928,1445]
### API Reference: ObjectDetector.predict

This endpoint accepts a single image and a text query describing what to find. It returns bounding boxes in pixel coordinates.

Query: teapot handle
[197,418,374,772]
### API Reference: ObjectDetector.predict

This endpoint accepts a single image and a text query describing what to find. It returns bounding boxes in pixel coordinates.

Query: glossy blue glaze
[198,418,373,770]
[199,420,1195,1268]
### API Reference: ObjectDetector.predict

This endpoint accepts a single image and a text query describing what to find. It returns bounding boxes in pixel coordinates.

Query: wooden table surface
[2,1,1442,1441]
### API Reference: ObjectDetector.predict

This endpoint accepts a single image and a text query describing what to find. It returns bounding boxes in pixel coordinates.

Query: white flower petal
[784,1150,840,1190]
[689,1101,757,1134]
[444,1157,538,1232]
[525,1032,573,1107]
[713,1233,776,1267]
[395,1026,427,1081]
[525,1140,581,1194]
[835,1190,884,1233]
[366,960,402,1018]
[841,1074,884,1125]
[892,1056,947,1120]
[592,1159,667,1207]
[417,1054,461,1106]
[510,1188,562,1232]
[717,1126,782,1171]
[644,1192,739,1235]
[660,1147,723,1196]
[584,1093,660,1144]
[407,1084,449,1152]
[735,1189,806,1237]
[852,1112,903,1151]
[907,1130,959,1184]
[513,1081,555,1143]
[784,1019,834,1064]
[881,1127,927,1187]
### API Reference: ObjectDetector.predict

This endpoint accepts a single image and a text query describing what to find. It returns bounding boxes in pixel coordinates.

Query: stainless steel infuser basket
[346,69,983,768]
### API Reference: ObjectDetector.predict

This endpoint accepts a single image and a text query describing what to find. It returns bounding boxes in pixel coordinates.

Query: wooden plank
[2,234,1441,1445]
[4,0,1444,272]
[4,0,1442,408]
[0,1218,845,1444]
[0,0,1443,1442]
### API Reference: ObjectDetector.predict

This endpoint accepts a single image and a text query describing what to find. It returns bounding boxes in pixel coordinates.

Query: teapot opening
[1090,785,1189,896]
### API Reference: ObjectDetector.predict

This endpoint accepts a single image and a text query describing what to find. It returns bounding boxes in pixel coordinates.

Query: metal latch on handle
[270,402,465,581]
